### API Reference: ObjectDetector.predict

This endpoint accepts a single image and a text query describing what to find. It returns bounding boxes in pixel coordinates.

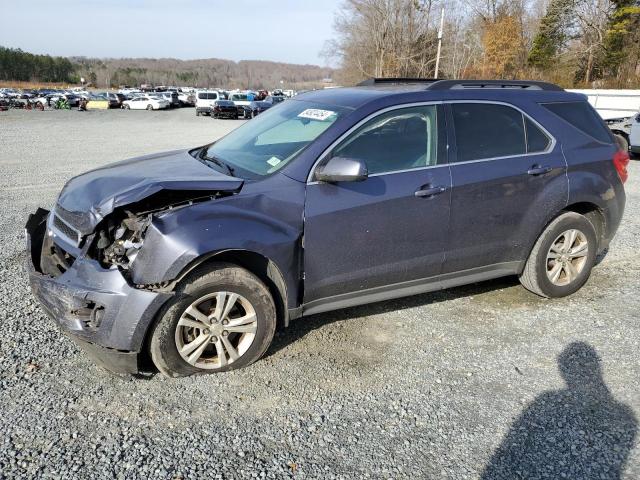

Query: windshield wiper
[200,151,235,176]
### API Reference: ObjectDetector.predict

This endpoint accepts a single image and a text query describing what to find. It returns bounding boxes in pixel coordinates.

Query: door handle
[527,165,553,176]
[415,185,447,198]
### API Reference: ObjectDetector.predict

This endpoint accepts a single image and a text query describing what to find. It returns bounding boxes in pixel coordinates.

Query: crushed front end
[25,207,172,374]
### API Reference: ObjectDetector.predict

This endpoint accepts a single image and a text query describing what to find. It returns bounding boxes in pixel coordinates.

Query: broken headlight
[96,211,151,269]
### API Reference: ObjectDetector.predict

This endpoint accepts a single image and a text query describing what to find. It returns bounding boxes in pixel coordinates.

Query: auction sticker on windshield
[297,109,336,121]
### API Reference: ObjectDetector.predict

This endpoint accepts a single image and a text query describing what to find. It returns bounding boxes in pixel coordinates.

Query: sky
[0,0,342,66]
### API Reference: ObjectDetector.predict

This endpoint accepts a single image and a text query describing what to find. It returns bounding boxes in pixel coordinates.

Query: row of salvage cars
[195,90,286,119]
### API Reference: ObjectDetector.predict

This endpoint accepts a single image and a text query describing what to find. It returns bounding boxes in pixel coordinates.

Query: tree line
[0,47,77,83]
[324,0,640,88]
[0,47,333,90]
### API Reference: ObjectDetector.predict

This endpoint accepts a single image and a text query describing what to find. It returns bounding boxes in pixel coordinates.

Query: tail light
[214,106,220,111]
[613,149,630,183]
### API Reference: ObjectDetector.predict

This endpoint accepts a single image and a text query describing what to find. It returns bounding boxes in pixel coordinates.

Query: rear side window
[541,101,611,143]
[451,103,526,162]
[525,117,551,153]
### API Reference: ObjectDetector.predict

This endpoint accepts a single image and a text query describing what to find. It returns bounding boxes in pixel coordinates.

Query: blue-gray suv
[25,79,630,377]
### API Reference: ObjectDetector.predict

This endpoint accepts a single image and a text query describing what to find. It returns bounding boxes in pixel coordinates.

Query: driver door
[303,104,451,306]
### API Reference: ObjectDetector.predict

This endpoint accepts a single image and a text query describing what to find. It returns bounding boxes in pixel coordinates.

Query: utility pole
[434,7,445,79]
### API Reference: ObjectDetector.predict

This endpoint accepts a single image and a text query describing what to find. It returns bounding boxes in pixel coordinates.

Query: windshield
[203,100,350,178]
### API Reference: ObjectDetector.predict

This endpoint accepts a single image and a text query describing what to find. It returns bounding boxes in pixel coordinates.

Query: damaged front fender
[129,179,306,309]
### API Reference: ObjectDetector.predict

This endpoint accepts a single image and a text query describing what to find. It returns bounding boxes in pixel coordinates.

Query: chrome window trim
[306,99,556,184]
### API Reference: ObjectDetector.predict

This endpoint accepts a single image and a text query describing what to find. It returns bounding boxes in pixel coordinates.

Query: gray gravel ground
[0,107,639,479]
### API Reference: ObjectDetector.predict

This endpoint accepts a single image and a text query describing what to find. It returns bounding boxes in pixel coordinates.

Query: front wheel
[147,104,153,111]
[149,263,276,377]
[520,212,598,298]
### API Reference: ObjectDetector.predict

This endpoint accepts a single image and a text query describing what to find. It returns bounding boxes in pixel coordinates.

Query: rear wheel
[520,212,597,298]
[124,104,130,110]
[149,263,276,377]
[147,104,153,111]
[613,133,629,152]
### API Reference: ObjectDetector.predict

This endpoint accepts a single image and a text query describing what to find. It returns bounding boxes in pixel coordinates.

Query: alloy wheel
[174,291,258,369]
[546,229,589,286]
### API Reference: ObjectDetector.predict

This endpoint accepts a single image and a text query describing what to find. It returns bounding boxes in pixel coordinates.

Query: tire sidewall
[533,213,598,297]
[151,265,276,376]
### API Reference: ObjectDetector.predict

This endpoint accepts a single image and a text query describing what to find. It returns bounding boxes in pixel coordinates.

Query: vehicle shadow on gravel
[267,276,522,357]
[481,342,638,480]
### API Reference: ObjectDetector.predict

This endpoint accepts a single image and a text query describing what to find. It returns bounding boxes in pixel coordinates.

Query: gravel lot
[1,107,639,479]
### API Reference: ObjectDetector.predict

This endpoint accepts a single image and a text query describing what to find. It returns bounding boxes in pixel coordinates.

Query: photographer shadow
[482,342,637,480]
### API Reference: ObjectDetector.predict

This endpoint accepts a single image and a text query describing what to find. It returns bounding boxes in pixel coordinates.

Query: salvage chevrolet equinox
[26,79,629,377]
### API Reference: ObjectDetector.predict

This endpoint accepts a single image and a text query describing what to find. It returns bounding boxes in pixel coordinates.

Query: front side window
[451,103,527,162]
[331,105,444,175]
[203,100,350,178]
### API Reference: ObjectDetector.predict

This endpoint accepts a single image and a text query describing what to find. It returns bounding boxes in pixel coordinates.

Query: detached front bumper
[25,208,172,374]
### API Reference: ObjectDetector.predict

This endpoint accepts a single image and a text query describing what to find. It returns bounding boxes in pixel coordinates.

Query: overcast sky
[1,0,342,66]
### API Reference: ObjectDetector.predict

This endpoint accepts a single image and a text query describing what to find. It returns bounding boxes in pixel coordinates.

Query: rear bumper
[25,208,172,373]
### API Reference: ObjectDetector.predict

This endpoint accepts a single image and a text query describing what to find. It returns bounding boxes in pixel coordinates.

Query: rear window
[197,92,218,100]
[541,101,612,143]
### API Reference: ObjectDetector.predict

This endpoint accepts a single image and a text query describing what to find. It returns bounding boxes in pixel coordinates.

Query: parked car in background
[239,100,273,118]
[49,93,81,108]
[265,95,286,105]
[102,93,123,109]
[156,91,180,108]
[229,92,250,107]
[25,78,629,377]
[122,95,170,110]
[195,91,221,116]
[178,92,196,107]
[630,112,640,157]
[211,100,239,119]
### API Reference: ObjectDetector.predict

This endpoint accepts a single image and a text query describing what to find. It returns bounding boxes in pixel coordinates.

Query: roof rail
[428,79,563,91]
[357,77,439,86]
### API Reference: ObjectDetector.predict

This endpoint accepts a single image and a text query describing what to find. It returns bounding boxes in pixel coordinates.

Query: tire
[196,110,200,116]
[520,212,598,298]
[149,263,276,377]
[613,133,629,152]
[147,104,153,111]
[124,104,130,110]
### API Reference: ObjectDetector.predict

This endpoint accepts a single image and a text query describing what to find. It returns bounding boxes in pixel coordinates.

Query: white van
[195,91,220,116]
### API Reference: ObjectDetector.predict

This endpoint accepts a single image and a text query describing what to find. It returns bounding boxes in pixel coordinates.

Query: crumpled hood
[55,149,243,234]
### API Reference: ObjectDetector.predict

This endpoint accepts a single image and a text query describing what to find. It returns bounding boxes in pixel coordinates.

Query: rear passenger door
[443,102,567,274]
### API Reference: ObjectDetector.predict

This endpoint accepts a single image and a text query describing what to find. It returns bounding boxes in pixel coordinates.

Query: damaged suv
[26,79,629,377]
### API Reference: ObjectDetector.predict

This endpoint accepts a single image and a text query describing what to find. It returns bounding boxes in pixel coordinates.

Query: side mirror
[315,156,368,183]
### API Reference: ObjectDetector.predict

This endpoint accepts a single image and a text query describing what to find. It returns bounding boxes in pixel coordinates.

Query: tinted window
[525,117,551,153]
[542,101,611,143]
[332,105,444,175]
[452,103,526,162]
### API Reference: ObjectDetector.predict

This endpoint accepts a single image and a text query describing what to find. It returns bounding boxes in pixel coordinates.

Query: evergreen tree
[602,0,640,79]
[528,0,576,70]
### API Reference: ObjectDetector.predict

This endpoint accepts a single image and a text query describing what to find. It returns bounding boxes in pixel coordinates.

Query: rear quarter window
[541,101,612,144]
